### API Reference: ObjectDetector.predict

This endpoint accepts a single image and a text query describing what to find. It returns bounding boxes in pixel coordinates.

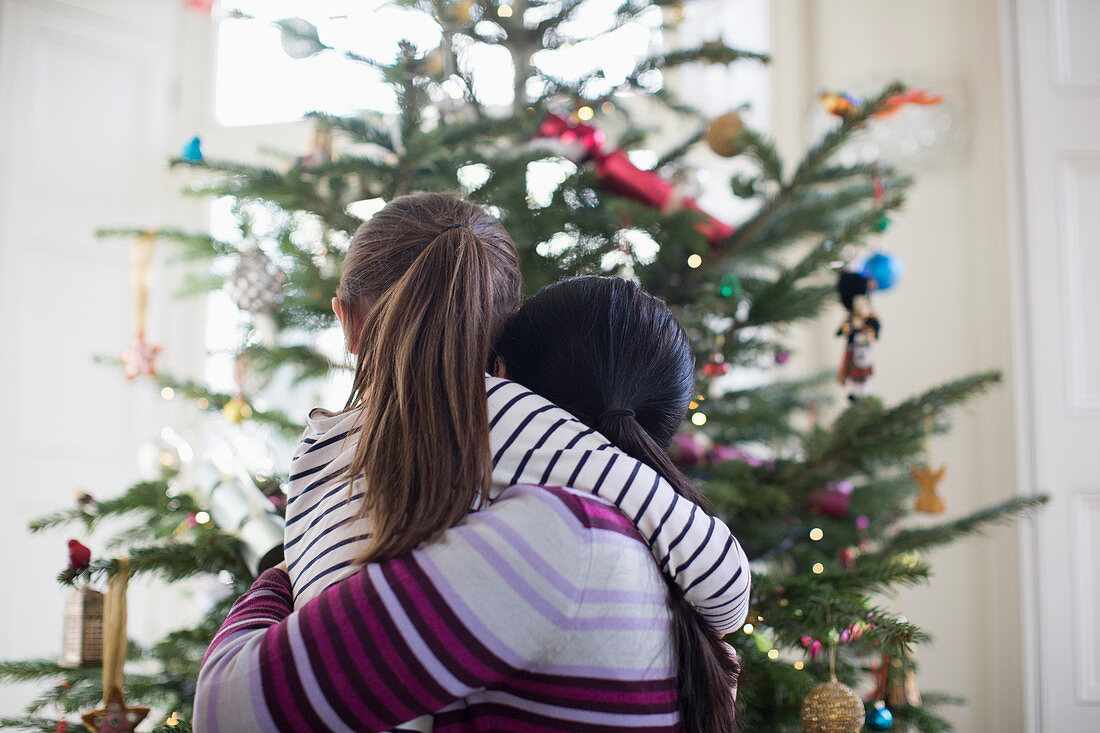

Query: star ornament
[119,336,162,380]
[912,463,947,514]
[81,688,149,733]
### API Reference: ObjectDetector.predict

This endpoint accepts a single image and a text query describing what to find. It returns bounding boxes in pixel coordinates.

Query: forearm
[195,565,462,732]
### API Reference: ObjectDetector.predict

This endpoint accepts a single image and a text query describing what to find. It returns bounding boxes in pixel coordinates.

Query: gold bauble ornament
[223,396,252,424]
[453,0,474,24]
[419,47,446,79]
[800,679,865,733]
[705,111,747,157]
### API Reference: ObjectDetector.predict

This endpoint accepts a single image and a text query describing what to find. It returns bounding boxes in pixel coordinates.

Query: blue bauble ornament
[866,701,894,730]
[861,252,904,291]
[181,135,204,163]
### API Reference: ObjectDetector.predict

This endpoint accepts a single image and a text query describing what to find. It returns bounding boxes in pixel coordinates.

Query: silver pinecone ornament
[226,247,286,314]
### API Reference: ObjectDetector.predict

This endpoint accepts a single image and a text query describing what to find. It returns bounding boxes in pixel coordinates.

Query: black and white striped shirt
[285,376,751,634]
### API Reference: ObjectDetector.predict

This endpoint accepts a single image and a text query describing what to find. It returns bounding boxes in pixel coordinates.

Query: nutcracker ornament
[835,271,880,400]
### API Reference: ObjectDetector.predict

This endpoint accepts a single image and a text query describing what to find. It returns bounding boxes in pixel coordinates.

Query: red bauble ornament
[810,480,854,518]
[703,359,731,377]
[67,540,92,572]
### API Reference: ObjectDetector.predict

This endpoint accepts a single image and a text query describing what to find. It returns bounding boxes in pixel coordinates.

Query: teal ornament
[719,273,743,299]
[874,214,890,231]
[181,136,203,163]
[861,252,904,291]
[866,701,894,730]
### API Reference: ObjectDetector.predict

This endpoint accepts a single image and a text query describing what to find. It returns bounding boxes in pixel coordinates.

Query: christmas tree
[0,2,1044,731]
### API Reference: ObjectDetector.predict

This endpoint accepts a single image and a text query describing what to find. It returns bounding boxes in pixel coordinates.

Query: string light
[166,712,180,727]
[687,254,703,268]
[812,562,824,574]
[742,623,754,634]
[195,511,211,525]
[794,661,805,670]
[691,412,707,426]
[577,106,594,121]
[689,400,699,409]
[497,4,512,16]
[196,398,209,409]
[809,527,824,541]
[601,101,615,114]
[767,649,780,660]
[161,387,174,400]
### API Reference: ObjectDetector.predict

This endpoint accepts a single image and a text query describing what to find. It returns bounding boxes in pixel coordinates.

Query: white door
[0,0,193,716]
[1008,0,1100,730]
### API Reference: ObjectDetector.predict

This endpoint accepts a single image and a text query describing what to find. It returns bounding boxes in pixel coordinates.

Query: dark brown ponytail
[495,275,740,732]
[337,192,520,563]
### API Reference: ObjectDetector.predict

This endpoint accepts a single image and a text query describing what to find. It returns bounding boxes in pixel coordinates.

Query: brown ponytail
[337,192,520,563]
[495,275,740,732]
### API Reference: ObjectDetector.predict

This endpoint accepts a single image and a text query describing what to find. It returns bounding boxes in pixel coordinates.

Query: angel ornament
[836,272,881,400]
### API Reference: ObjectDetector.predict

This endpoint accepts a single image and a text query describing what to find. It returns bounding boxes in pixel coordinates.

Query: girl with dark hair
[496,275,741,733]
[195,193,749,731]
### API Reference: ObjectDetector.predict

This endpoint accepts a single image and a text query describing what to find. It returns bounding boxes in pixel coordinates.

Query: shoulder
[504,485,646,542]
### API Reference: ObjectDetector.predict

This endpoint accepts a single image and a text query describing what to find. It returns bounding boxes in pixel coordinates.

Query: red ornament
[875,89,944,119]
[801,636,822,657]
[839,545,859,571]
[703,359,731,377]
[184,0,215,15]
[67,540,92,572]
[840,621,865,643]
[809,480,853,518]
[537,113,734,245]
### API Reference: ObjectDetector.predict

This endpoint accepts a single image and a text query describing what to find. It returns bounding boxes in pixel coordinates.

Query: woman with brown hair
[194,193,748,731]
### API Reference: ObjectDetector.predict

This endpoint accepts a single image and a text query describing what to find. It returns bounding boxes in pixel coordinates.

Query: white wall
[772,1,1025,731]
[0,0,209,719]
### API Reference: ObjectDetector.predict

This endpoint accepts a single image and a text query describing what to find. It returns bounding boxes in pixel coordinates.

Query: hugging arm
[194,489,584,732]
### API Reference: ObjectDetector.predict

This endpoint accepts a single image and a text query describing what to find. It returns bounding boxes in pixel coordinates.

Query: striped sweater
[285,376,750,635]
[195,484,682,732]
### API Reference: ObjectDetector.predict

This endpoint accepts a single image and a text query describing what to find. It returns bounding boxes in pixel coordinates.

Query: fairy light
[689,400,699,409]
[601,101,615,114]
[577,106,594,121]
[809,527,824,541]
[767,649,779,660]
[794,661,805,670]
[196,398,209,409]
[691,412,707,426]
[166,712,180,727]
[687,254,703,268]
[195,511,211,525]
[812,562,824,574]
[742,623,754,634]
[161,387,174,400]
[497,4,513,17]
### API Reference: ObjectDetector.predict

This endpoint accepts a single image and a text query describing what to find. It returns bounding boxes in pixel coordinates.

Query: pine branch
[0,660,96,684]
[877,495,1048,556]
[0,717,68,732]
[305,112,396,151]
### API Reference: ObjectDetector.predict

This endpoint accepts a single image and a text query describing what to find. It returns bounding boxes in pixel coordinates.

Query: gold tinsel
[800,679,865,733]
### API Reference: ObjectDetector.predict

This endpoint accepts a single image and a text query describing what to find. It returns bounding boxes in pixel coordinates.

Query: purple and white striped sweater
[285,377,751,635]
[195,484,682,732]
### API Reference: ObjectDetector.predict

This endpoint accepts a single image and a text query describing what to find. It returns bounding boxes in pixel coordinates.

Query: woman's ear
[333,297,358,355]
[492,356,508,378]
